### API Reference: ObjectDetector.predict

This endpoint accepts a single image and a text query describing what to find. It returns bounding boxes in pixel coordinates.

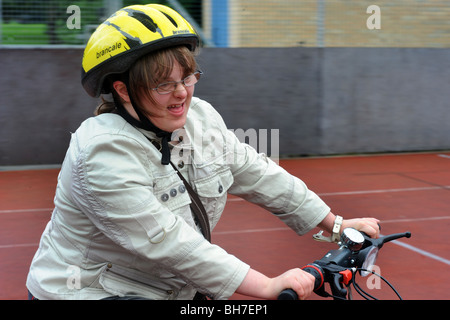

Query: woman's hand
[267,268,316,300]
[342,217,381,238]
[319,213,381,239]
[236,268,316,300]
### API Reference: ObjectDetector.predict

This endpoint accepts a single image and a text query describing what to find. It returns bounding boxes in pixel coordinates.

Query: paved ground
[1,152,449,300]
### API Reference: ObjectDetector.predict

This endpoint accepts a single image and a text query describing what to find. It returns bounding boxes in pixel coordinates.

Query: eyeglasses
[151,71,203,95]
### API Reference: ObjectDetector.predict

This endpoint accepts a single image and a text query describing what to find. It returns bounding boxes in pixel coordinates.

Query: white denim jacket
[26,97,330,300]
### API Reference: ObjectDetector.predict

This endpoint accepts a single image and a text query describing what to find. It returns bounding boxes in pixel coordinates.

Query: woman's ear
[112,81,131,103]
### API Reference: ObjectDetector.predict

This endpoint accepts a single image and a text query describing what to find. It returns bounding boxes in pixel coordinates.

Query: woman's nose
[173,82,188,98]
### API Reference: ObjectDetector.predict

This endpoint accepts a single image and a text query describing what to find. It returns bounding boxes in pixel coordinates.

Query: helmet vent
[123,9,162,36]
[161,12,178,28]
[104,20,141,48]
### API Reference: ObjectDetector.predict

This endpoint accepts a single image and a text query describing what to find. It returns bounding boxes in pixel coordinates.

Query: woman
[26,4,379,300]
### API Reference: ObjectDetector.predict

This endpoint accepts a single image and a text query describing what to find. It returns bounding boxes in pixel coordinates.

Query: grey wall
[1,47,449,166]
[0,49,93,166]
[320,48,450,154]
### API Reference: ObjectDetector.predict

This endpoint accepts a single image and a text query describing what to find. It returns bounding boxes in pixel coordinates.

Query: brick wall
[226,0,450,47]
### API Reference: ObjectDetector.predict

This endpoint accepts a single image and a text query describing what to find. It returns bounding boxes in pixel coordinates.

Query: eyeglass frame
[150,70,203,95]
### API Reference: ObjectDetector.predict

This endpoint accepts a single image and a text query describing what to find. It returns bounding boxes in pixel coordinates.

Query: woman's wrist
[317,211,336,233]
[315,212,344,243]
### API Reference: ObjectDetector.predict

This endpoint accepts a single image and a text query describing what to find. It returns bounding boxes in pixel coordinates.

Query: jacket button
[179,185,186,193]
[178,161,184,168]
[107,263,112,269]
[170,188,177,197]
[161,193,169,202]
[218,185,223,193]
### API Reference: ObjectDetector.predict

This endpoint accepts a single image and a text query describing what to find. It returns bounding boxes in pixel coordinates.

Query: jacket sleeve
[69,130,249,299]
[205,107,331,236]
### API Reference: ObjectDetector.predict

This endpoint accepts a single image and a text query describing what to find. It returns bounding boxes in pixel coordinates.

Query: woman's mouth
[167,103,185,116]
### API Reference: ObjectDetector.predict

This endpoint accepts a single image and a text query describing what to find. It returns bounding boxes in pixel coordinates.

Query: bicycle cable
[352,268,403,300]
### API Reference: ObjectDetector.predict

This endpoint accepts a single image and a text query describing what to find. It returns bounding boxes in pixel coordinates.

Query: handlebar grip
[278,289,298,300]
[277,264,324,300]
[302,265,324,290]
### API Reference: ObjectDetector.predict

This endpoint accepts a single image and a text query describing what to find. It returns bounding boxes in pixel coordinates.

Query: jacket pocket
[152,171,191,213]
[192,167,234,228]
[99,265,177,300]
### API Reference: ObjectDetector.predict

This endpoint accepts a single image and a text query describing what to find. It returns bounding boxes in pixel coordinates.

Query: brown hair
[95,45,198,116]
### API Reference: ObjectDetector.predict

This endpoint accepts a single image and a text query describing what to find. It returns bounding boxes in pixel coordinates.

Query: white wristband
[312,215,344,243]
[331,215,343,243]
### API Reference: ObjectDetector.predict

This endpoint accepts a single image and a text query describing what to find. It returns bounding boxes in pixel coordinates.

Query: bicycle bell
[340,228,365,251]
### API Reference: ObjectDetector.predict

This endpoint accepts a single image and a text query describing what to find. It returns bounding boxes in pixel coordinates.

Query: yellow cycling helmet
[81,4,199,98]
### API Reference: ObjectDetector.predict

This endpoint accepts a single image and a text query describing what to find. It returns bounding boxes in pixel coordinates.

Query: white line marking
[391,239,450,266]
[213,218,450,267]
[225,186,450,202]
[226,198,244,202]
[317,186,450,197]
[381,216,450,224]
[1,217,449,266]
[3,186,449,213]
[4,233,450,268]
[214,227,289,235]
[0,208,53,214]
[0,243,38,249]
[213,216,450,236]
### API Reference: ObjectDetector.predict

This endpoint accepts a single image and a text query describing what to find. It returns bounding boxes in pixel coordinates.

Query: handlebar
[278,229,411,300]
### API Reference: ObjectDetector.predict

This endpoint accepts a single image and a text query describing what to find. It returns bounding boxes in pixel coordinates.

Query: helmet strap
[114,76,172,165]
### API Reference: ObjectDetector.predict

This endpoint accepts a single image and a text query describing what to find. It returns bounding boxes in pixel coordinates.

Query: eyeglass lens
[156,71,202,94]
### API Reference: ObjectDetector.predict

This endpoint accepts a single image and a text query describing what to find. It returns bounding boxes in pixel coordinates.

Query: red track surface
[1,152,449,300]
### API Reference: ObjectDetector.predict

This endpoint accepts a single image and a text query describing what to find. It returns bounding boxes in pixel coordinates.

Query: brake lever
[329,272,348,298]
[315,262,352,299]
[379,232,411,246]
[361,231,412,249]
